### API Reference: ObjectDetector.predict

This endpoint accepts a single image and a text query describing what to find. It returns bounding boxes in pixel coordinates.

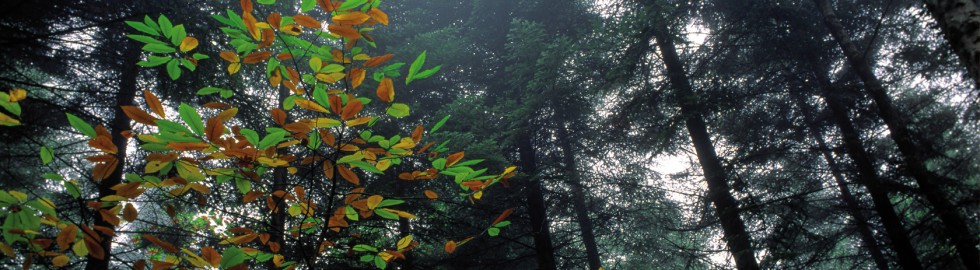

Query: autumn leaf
[376,78,394,102]
[445,151,464,167]
[142,90,166,118]
[143,234,179,253]
[328,24,359,39]
[424,190,438,200]
[121,106,159,126]
[492,208,514,225]
[444,240,457,254]
[205,117,225,142]
[282,24,303,35]
[179,37,199,52]
[123,203,138,222]
[349,68,366,89]
[294,14,322,28]
[367,8,389,25]
[332,12,371,25]
[220,51,240,63]
[364,54,393,68]
[92,156,119,181]
[242,51,272,64]
[295,99,328,113]
[341,99,364,120]
[337,165,359,185]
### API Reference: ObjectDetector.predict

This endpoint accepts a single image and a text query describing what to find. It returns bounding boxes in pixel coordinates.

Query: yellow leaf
[345,116,372,127]
[378,251,394,262]
[8,191,27,202]
[310,118,340,128]
[391,138,415,149]
[367,8,389,25]
[366,195,383,210]
[315,72,345,83]
[473,191,483,200]
[282,24,302,35]
[72,240,88,257]
[397,235,413,250]
[295,99,328,113]
[145,160,167,173]
[375,159,391,171]
[502,166,517,175]
[0,111,20,126]
[8,89,26,102]
[385,208,416,219]
[0,242,13,257]
[52,255,69,267]
[258,157,288,167]
[332,12,371,25]
[228,62,242,75]
[179,37,199,52]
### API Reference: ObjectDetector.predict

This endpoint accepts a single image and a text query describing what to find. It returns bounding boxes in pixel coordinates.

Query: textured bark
[85,37,140,270]
[652,29,760,270]
[556,125,602,270]
[795,95,890,270]
[923,0,980,88]
[518,134,558,270]
[814,0,980,268]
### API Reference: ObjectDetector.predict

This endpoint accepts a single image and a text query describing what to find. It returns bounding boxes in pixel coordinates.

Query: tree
[922,0,980,88]
[0,1,516,269]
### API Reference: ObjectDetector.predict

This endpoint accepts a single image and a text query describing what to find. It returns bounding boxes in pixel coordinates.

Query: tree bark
[794,95,891,270]
[922,0,980,88]
[814,1,980,268]
[652,29,761,270]
[86,35,140,270]
[556,125,602,270]
[518,133,558,270]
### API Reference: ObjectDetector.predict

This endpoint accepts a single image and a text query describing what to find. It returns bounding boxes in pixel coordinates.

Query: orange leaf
[89,135,117,154]
[243,12,260,40]
[144,90,166,118]
[444,240,457,253]
[201,246,220,267]
[92,156,119,181]
[98,209,121,226]
[56,224,77,251]
[364,54,393,68]
[179,37,199,52]
[492,208,513,225]
[367,8,389,25]
[220,51,240,63]
[328,24,359,39]
[293,14,322,29]
[242,51,272,64]
[267,12,282,29]
[446,151,464,167]
[376,78,394,102]
[277,52,293,60]
[270,108,287,126]
[322,160,335,181]
[142,234,178,253]
[411,125,424,142]
[123,203,138,222]
[328,95,343,114]
[340,99,363,120]
[121,106,158,126]
[84,236,105,260]
[423,190,438,200]
[240,0,253,13]
[349,68,365,89]
[295,99,328,113]
[205,117,224,142]
[332,12,370,25]
[337,165,359,185]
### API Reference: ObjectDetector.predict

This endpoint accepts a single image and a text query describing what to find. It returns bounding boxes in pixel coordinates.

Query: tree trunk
[652,29,761,270]
[556,125,602,270]
[794,95,891,270]
[518,133,558,270]
[922,0,980,88]
[85,36,140,270]
[814,1,980,268]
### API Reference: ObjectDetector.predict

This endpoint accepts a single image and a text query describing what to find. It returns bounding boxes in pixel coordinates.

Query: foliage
[0,1,514,269]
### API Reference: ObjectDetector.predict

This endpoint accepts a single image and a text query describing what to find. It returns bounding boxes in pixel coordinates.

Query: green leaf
[178,103,204,136]
[349,161,383,174]
[353,244,377,252]
[301,0,316,11]
[494,220,511,227]
[40,146,53,165]
[258,131,287,150]
[432,158,446,170]
[66,113,97,138]
[42,173,63,181]
[192,53,210,60]
[313,87,330,109]
[126,21,160,36]
[337,0,367,10]
[166,59,181,80]
[386,103,410,118]
[430,115,450,133]
[234,177,252,194]
[197,87,227,96]
[143,43,175,54]
[345,206,358,221]
[158,14,174,38]
[180,58,196,72]
[374,209,399,220]
[255,252,274,262]
[307,130,321,149]
[127,34,166,45]
[156,120,195,136]
[374,256,388,269]
[138,55,171,67]
[487,227,500,237]
[220,90,234,99]
[27,199,56,217]
[64,182,80,199]
[170,25,186,46]
[257,0,275,4]
[406,51,426,85]
[219,247,247,269]
[239,128,260,146]
[377,199,404,208]
[414,65,441,80]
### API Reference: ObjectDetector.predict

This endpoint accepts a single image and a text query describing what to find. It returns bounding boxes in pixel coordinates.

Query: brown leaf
[220,51,240,63]
[243,12,260,40]
[349,68,365,89]
[240,0,252,13]
[270,108,287,126]
[205,117,225,142]
[367,8,389,25]
[364,54,393,68]
[445,151,465,167]
[122,203,138,222]
[56,224,77,251]
[144,90,166,118]
[201,246,220,267]
[328,24,359,39]
[242,51,272,64]
[341,100,363,120]
[88,135,118,154]
[337,165,359,185]
[332,12,370,25]
[411,125,424,142]
[423,190,438,200]
[83,235,105,260]
[444,240,457,254]
[322,160,335,181]
[142,234,178,253]
[376,78,394,102]
[166,142,210,151]
[92,156,119,181]
[121,106,158,126]
[98,209,121,226]
[295,99,328,113]
[492,208,514,225]
[294,14,322,29]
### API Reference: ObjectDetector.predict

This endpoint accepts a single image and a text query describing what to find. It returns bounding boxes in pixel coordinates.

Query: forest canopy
[0,0,977,269]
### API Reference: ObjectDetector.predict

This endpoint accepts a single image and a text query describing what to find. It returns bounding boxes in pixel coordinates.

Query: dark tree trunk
[814,1,980,268]
[811,65,923,270]
[518,133,558,270]
[85,36,140,270]
[652,29,760,270]
[556,125,602,270]
[795,95,890,270]
[922,0,980,88]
